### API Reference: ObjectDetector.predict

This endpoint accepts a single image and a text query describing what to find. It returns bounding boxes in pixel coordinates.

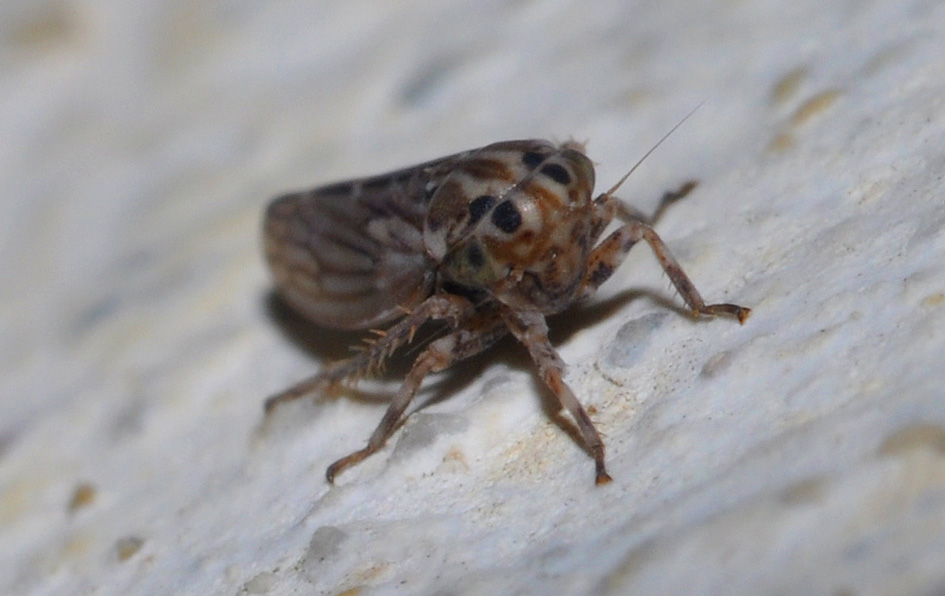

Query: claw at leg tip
[325,464,339,484]
[595,461,613,485]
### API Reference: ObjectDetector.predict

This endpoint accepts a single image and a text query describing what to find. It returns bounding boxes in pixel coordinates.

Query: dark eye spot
[466,242,485,268]
[521,152,545,169]
[491,200,522,234]
[468,195,496,225]
[540,163,571,185]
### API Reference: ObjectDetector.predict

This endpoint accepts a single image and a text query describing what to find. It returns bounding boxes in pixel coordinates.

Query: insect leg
[577,216,750,322]
[264,294,476,413]
[586,179,696,248]
[647,180,698,225]
[501,307,612,485]
[326,306,508,482]
[587,191,618,244]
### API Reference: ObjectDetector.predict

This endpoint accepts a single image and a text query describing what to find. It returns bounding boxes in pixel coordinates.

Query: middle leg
[501,307,612,485]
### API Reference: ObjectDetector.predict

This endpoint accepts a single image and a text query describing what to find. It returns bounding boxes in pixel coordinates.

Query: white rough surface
[2,1,945,595]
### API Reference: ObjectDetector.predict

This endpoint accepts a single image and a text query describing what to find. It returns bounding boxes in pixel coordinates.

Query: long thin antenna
[601,102,704,200]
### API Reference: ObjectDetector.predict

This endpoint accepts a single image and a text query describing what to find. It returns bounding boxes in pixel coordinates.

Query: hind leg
[265,293,475,413]
[326,306,508,482]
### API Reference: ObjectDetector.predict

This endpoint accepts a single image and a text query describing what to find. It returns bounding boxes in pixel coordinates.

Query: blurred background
[2,1,944,595]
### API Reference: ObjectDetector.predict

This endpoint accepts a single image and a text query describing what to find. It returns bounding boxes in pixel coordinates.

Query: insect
[263,134,750,485]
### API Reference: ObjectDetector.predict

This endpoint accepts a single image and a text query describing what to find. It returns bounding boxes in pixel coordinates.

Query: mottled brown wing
[264,154,465,330]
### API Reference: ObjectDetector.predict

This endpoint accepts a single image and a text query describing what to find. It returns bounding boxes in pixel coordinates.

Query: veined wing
[264,154,463,330]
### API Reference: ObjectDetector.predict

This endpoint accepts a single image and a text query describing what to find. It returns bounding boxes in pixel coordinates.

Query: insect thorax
[422,140,597,313]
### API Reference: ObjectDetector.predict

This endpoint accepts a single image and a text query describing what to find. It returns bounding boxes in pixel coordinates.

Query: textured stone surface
[2,1,944,595]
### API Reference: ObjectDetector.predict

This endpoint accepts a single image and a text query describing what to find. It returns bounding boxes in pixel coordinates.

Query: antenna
[601,102,703,200]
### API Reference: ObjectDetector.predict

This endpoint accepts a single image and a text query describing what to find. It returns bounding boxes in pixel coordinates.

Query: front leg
[577,215,750,323]
[589,181,698,244]
[501,307,612,485]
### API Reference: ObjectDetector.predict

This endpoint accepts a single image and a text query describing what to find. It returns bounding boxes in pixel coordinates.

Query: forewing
[264,156,460,330]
